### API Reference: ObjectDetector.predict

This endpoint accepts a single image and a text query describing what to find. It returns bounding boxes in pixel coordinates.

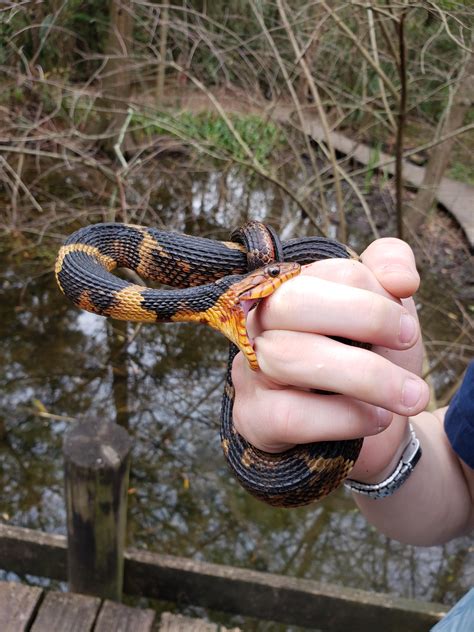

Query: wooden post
[63,420,133,601]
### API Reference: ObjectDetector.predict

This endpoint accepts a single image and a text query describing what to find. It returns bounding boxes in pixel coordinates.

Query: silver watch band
[344,423,422,499]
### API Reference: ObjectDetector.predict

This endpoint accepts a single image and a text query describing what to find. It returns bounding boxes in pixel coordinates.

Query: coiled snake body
[55,221,363,507]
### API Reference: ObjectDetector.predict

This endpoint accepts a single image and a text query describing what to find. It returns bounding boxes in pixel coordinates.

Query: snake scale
[55,221,364,507]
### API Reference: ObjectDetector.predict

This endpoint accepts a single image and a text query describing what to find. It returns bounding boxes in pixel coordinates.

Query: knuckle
[256,331,288,373]
[345,401,372,436]
[358,353,382,391]
[270,398,294,445]
[365,294,389,337]
[232,389,262,443]
[380,368,403,408]
[370,238,417,268]
[337,260,367,288]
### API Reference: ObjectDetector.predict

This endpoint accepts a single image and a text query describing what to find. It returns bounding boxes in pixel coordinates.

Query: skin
[232,238,474,546]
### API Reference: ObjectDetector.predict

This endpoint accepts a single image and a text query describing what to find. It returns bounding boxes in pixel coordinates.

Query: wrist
[357,422,412,485]
[345,422,421,499]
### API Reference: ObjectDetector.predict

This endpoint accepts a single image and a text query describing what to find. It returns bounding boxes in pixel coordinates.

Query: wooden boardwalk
[0,580,240,632]
[0,524,448,632]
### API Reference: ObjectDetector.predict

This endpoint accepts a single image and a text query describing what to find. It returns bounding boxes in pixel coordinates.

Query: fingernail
[399,313,417,344]
[402,378,423,409]
[376,407,392,431]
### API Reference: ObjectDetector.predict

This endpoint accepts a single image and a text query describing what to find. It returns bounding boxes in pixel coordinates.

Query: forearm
[353,409,474,546]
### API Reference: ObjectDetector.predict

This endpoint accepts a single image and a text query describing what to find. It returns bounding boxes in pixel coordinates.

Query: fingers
[360,237,420,298]
[231,353,395,452]
[255,330,429,417]
[251,274,419,350]
[234,390,391,452]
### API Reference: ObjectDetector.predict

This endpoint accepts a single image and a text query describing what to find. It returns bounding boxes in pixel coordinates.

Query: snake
[55,221,364,507]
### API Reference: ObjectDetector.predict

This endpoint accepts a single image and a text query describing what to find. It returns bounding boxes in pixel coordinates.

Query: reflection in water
[0,166,472,613]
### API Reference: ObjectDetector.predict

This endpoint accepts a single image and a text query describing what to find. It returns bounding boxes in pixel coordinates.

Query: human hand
[231,238,431,483]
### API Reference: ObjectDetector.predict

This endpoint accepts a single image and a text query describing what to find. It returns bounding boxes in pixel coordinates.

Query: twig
[425,1,473,54]
[29,0,67,67]
[395,9,407,240]
[114,105,134,169]
[367,6,397,130]
[156,0,170,104]
[420,22,444,75]
[0,145,117,181]
[11,151,25,225]
[377,8,401,68]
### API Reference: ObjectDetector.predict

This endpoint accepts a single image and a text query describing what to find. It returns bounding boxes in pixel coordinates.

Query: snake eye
[267,265,280,278]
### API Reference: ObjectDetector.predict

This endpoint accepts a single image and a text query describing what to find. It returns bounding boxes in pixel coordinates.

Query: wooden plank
[124,548,448,632]
[0,581,43,632]
[0,524,449,631]
[159,612,241,631]
[30,591,100,632]
[95,600,155,632]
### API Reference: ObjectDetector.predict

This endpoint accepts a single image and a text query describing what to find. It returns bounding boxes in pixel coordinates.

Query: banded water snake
[55,221,363,507]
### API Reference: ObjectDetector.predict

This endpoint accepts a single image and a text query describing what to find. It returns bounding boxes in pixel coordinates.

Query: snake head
[211,262,301,371]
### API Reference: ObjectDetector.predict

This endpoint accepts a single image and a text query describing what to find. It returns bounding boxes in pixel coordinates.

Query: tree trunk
[406,50,474,233]
[95,0,134,153]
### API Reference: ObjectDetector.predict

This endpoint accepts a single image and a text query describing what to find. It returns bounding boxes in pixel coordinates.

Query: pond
[0,162,472,627]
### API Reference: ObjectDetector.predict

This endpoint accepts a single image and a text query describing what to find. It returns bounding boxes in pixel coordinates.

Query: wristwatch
[344,423,422,499]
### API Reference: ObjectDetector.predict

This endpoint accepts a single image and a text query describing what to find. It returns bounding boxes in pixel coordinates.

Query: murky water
[0,164,472,622]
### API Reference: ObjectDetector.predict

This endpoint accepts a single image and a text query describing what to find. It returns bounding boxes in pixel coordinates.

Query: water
[0,163,472,618]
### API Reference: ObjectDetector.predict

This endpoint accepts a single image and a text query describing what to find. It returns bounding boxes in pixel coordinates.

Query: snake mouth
[230,262,301,370]
[206,262,300,371]
[237,297,260,348]
[239,297,260,320]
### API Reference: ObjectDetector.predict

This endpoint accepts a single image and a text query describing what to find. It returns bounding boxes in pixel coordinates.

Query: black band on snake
[55,221,364,507]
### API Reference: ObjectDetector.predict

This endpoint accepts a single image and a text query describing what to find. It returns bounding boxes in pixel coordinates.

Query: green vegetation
[133,111,285,165]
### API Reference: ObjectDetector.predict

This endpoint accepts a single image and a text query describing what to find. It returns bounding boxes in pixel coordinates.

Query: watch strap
[344,423,422,499]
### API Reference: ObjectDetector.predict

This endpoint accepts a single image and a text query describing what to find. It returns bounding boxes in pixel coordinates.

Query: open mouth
[224,262,301,369]
[239,297,260,319]
[238,297,261,346]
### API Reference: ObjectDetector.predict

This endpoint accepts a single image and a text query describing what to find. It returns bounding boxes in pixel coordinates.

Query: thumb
[361,238,420,299]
